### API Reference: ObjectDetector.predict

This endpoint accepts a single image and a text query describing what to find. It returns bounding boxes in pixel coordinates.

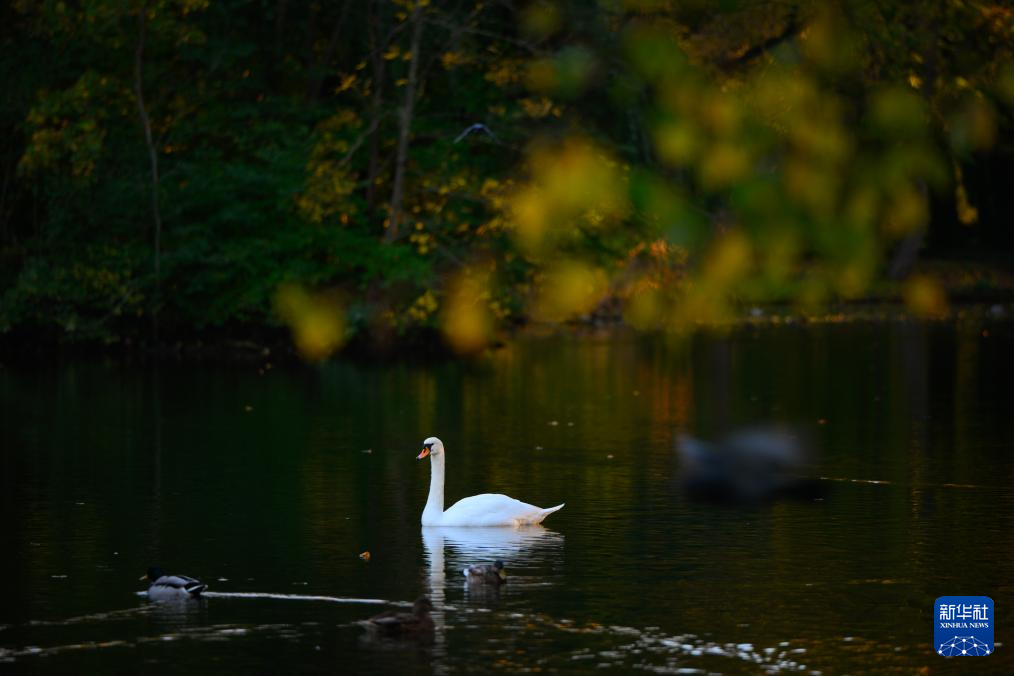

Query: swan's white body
[418,437,564,527]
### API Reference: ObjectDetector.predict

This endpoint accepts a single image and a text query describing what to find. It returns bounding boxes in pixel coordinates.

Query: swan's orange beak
[416,447,430,460]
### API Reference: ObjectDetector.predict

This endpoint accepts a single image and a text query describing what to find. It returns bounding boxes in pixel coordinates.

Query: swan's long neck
[423,453,445,524]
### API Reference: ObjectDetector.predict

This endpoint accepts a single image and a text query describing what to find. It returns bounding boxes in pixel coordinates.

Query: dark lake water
[2,321,1012,674]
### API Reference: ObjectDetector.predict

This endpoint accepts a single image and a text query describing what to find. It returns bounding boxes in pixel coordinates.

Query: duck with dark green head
[140,566,207,600]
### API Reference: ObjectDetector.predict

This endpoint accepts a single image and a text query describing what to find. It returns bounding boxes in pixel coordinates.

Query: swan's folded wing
[443,493,560,526]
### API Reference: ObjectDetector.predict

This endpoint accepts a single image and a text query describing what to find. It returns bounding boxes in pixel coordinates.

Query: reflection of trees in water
[150,364,162,567]
[5,327,1011,673]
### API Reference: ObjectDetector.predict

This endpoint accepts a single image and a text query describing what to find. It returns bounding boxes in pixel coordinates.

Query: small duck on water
[364,596,434,636]
[463,560,507,585]
[140,566,207,600]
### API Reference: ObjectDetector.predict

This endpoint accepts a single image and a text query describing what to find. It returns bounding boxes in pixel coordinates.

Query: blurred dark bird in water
[364,596,434,636]
[677,427,826,503]
[463,560,507,585]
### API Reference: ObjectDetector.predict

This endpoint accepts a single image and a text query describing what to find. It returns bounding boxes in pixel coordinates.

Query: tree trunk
[274,0,289,61]
[307,0,353,101]
[385,4,424,243]
[0,155,13,240]
[134,3,162,323]
[365,0,386,213]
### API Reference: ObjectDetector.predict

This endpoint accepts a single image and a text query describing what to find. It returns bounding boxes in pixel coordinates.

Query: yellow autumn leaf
[533,261,608,322]
[903,274,948,318]
[654,121,699,166]
[273,284,345,361]
[703,230,752,288]
[699,143,750,189]
[442,269,494,354]
[334,73,357,94]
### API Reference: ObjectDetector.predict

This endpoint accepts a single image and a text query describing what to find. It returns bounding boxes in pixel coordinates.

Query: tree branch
[134,2,163,316]
[385,5,425,243]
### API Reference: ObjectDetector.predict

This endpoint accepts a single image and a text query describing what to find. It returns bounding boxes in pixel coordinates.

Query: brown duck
[365,596,434,635]
[463,560,507,585]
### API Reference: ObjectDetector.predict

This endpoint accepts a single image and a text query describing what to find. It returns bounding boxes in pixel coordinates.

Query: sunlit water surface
[2,322,1012,674]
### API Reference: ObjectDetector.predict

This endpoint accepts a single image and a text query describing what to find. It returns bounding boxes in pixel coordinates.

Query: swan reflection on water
[423,525,564,560]
[420,525,564,664]
[422,526,564,598]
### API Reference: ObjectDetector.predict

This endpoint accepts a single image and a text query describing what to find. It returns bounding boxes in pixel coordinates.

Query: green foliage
[19,71,130,180]
[0,0,1012,353]
[500,1,1013,328]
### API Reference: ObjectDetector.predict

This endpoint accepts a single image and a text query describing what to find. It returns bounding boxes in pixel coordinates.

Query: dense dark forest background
[1,1,1012,358]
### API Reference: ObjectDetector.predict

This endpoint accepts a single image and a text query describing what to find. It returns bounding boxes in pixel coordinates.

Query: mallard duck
[463,560,507,585]
[417,437,564,526]
[365,596,434,635]
[140,566,207,600]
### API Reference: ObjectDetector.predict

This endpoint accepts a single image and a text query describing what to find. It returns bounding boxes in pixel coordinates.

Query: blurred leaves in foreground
[273,284,345,362]
[1,1,1012,358]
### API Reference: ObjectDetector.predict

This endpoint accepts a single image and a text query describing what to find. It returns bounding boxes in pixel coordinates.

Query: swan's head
[416,436,444,460]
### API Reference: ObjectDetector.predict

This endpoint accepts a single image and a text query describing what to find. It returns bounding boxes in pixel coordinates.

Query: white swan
[417,437,564,527]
